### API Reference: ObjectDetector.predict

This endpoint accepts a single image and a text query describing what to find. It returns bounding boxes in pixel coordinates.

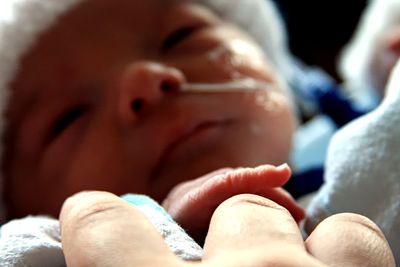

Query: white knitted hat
[0,0,296,221]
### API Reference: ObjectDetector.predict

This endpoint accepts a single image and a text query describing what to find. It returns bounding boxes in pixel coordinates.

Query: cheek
[204,39,275,82]
[40,126,150,204]
[63,135,135,194]
[5,169,72,219]
[171,37,277,85]
[245,91,296,163]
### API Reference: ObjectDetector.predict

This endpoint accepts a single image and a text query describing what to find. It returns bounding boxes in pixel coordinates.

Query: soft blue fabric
[121,194,173,221]
[121,194,203,260]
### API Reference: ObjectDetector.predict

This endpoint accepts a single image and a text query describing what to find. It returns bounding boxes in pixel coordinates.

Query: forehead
[12,0,218,70]
[46,0,182,37]
[63,0,175,23]
[10,0,213,91]
[71,0,181,14]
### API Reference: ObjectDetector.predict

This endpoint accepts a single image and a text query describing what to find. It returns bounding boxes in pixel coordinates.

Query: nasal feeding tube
[180,78,278,93]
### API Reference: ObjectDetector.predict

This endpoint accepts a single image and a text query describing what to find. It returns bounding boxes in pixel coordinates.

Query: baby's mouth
[150,118,233,182]
[148,79,276,187]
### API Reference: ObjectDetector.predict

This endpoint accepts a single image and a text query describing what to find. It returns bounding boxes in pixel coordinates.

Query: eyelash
[161,26,199,51]
[49,106,87,140]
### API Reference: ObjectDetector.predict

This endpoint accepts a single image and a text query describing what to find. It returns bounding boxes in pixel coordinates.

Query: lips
[150,118,233,181]
[167,120,227,151]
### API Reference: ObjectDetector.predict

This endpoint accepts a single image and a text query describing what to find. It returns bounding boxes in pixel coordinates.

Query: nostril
[161,80,180,93]
[131,98,144,113]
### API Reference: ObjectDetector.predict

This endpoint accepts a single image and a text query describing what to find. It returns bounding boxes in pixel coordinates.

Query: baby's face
[4,0,295,218]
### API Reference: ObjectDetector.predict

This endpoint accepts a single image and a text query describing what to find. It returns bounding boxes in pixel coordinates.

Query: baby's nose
[116,61,186,122]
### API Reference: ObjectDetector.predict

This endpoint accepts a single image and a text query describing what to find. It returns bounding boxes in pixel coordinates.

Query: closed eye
[49,106,87,140]
[161,26,199,51]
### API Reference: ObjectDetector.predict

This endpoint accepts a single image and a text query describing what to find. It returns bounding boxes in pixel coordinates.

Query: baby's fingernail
[276,163,289,171]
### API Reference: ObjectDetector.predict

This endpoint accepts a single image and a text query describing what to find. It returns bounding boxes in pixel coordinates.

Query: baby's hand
[162,164,305,244]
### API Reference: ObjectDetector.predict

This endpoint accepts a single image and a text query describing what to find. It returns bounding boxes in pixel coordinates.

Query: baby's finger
[162,167,233,210]
[163,164,289,210]
[60,191,182,267]
[165,164,292,218]
[305,213,396,267]
[202,194,305,261]
[164,164,303,243]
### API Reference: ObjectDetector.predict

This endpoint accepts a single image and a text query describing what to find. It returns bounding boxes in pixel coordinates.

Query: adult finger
[202,194,307,262]
[305,213,396,267]
[60,191,183,267]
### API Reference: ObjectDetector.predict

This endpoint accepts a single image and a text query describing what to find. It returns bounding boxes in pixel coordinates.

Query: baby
[0,1,397,266]
[0,1,312,264]
[0,0,304,240]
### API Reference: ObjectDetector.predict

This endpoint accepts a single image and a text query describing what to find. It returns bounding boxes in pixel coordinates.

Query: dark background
[273,0,368,80]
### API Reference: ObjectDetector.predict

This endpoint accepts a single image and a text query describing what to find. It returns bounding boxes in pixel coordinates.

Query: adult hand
[60,192,395,267]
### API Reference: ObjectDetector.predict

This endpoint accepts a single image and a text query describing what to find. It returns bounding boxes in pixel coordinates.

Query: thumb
[60,191,182,267]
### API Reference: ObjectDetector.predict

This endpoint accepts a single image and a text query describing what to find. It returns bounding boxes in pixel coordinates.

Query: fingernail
[276,163,289,171]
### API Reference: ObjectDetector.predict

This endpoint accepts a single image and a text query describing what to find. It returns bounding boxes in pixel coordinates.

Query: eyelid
[48,106,88,141]
[161,23,206,52]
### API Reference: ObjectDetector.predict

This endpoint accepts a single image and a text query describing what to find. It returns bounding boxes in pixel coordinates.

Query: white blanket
[306,60,400,264]
[0,195,202,267]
